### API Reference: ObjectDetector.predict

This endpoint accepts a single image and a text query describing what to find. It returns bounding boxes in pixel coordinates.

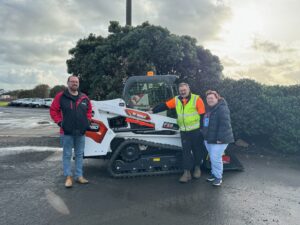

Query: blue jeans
[204,141,228,179]
[61,135,85,179]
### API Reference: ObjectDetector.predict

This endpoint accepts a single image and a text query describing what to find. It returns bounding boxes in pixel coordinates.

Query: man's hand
[147,108,154,114]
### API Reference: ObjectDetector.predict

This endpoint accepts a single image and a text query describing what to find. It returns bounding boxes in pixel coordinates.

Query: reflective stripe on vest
[175,94,200,131]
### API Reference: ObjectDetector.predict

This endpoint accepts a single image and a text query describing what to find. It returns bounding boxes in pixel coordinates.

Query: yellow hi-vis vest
[175,94,200,131]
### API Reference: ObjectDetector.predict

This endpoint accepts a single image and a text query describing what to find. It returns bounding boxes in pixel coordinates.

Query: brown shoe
[193,166,202,179]
[179,170,192,183]
[76,176,89,184]
[65,176,73,188]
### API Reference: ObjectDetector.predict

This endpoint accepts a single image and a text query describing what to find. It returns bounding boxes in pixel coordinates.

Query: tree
[32,84,50,98]
[18,90,33,98]
[50,85,66,97]
[6,90,21,99]
[67,21,223,99]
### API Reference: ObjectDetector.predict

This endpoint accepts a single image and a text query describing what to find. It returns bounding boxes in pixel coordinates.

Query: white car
[31,99,45,108]
[9,99,25,106]
[20,98,35,107]
[43,98,53,108]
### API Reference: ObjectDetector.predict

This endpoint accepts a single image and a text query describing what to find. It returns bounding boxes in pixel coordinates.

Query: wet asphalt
[0,107,299,225]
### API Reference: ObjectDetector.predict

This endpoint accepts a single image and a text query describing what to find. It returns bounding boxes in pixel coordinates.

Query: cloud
[224,58,300,85]
[251,37,298,54]
[0,0,83,37]
[0,37,73,65]
[0,0,234,90]
[252,38,280,53]
[133,0,232,42]
[263,59,292,67]
[221,56,241,67]
[0,66,68,90]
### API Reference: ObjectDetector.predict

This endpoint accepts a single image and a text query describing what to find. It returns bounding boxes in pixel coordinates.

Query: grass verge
[0,101,9,107]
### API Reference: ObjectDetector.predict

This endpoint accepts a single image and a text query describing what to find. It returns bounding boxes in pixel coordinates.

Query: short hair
[205,90,222,100]
[178,82,190,89]
[67,75,79,82]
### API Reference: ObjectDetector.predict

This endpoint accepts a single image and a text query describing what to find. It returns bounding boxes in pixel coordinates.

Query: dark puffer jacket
[202,99,234,144]
[50,90,92,135]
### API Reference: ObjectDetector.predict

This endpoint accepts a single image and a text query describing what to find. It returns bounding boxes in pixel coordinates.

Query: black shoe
[206,175,215,182]
[212,178,222,186]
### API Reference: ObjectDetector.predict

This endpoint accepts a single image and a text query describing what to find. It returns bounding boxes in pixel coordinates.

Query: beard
[69,85,78,92]
[180,92,188,98]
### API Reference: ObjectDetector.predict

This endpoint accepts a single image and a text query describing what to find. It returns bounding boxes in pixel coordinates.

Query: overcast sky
[1,0,299,90]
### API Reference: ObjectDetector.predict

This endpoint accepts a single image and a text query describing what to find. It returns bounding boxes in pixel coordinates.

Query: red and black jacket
[50,89,92,135]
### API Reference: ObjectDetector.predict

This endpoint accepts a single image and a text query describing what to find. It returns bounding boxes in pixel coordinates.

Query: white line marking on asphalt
[0,146,61,156]
[45,189,70,215]
[0,135,58,137]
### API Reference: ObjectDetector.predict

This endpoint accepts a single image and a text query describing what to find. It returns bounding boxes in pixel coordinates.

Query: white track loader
[84,75,243,178]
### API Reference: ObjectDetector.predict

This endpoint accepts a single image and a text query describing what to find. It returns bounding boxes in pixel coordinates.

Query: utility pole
[126,0,132,26]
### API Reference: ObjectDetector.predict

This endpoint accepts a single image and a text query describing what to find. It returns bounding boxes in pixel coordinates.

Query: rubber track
[107,139,183,178]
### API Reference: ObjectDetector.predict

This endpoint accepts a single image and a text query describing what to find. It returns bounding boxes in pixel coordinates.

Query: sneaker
[65,176,73,188]
[206,175,215,182]
[76,176,89,184]
[193,166,201,179]
[212,178,222,186]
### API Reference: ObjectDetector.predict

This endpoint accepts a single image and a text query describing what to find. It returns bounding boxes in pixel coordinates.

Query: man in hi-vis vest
[150,82,206,183]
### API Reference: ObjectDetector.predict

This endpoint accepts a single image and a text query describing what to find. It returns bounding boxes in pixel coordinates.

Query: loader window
[126,81,175,114]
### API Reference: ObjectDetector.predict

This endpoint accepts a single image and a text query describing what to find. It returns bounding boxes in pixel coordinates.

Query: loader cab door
[123,75,178,118]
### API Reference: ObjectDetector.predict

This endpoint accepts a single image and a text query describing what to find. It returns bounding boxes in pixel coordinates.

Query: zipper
[75,98,78,132]
[181,101,186,131]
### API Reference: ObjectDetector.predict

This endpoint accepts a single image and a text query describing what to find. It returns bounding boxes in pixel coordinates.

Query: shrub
[196,78,300,154]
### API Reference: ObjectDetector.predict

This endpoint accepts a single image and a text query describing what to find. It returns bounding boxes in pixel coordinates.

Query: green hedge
[193,78,300,154]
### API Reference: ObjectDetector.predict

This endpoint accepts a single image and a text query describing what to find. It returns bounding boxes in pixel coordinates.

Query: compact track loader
[84,74,243,178]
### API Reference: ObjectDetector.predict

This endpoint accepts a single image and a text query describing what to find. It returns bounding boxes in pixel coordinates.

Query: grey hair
[178,82,190,88]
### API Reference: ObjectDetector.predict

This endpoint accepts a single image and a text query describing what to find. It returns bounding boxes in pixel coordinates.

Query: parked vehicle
[17,98,32,106]
[31,99,45,108]
[9,98,53,108]
[43,98,53,108]
[21,98,35,107]
[9,99,25,106]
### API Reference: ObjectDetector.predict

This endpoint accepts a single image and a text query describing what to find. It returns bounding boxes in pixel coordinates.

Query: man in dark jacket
[203,90,234,186]
[50,75,92,188]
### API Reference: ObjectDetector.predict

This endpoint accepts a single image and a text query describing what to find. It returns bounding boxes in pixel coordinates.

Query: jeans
[180,129,205,170]
[204,141,228,179]
[62,134,85,179]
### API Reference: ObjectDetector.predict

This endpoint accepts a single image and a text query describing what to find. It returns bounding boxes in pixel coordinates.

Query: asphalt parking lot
[0,106,299,225]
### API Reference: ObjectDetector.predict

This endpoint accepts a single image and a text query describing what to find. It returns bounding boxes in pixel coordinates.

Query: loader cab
[123,75,178,117]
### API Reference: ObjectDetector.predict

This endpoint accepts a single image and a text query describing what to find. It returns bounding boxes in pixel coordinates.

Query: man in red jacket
[50,75,92,188]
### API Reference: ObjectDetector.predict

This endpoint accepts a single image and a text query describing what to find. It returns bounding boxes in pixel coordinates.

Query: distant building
[0,95,11,100]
